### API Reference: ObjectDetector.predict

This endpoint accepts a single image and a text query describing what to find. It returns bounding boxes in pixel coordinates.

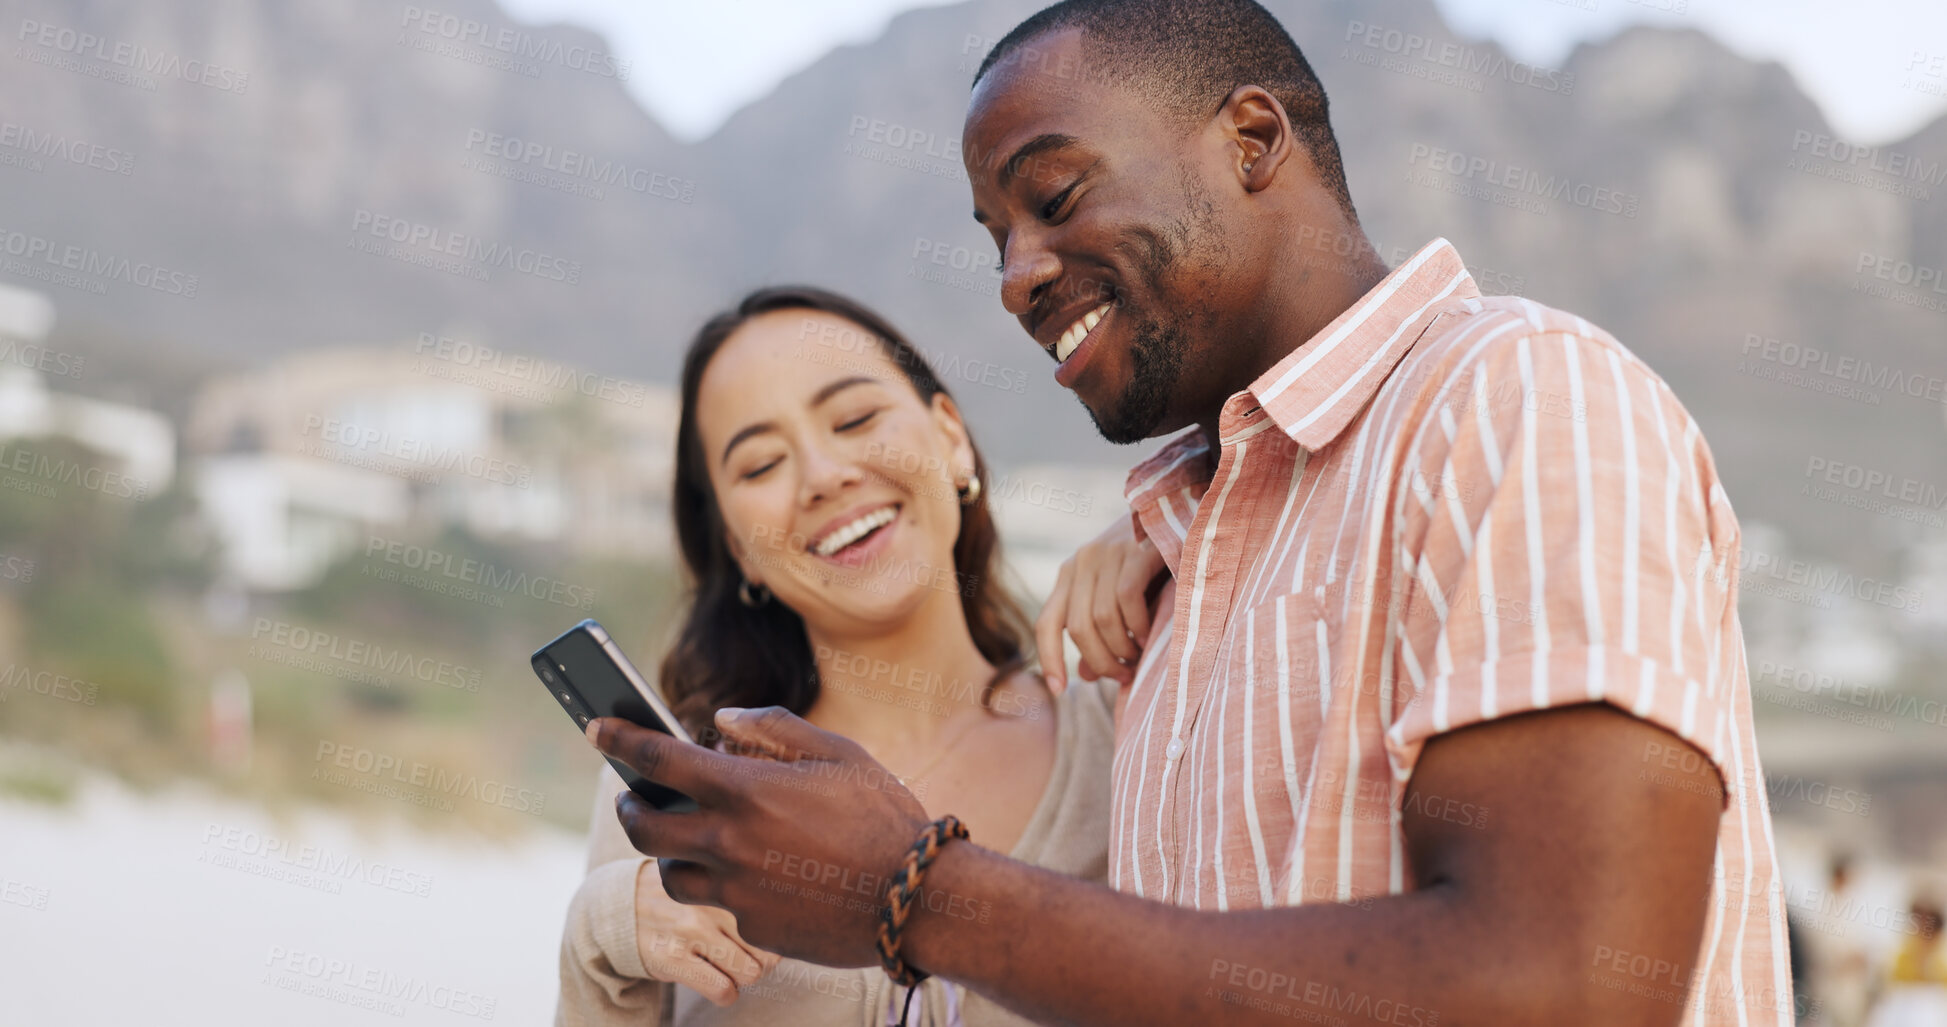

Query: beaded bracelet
[876,814,970,988]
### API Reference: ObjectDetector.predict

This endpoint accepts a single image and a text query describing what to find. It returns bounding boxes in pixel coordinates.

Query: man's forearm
[903,844,1573,1027]
[593,697,1722,1024]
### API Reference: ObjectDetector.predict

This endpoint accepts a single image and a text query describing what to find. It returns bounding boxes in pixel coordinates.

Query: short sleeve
[1381,330,1742,806]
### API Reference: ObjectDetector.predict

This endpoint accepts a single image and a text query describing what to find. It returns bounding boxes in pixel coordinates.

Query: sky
[496,0,1947,145]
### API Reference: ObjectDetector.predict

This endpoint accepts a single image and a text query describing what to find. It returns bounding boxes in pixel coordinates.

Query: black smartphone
[532,618,698,812]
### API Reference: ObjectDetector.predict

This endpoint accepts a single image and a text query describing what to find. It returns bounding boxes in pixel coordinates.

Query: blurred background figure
[1863,898,1947,1027]
[1806,855,1876,1027]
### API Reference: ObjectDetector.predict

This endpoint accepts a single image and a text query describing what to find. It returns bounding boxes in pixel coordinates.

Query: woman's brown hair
[660,286,1030,739]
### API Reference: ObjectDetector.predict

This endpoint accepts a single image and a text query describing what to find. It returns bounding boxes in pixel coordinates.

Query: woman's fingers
[1041,519,1169,691]
[1115,537,1163,647]
[641,917,762,1005]
[695,943,760,993]
[701,907,777,985]
[1034,558,1076,693]
[665,951,739,1007]
[1064,552,1126,685]
[1090,559,1142,667]
[753,945,783,973]
[636,860,770,1004]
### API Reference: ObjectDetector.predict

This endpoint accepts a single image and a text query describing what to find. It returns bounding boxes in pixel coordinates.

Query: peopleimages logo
[15,19,250,93]
[1406,144,1640,218]
[1852,252,1947,314]
[0,661,99,705]
[313,741,545,816]
[1856,253,1947,293]
[1900,50,1947,98]
[1716,548,1924,613]
[251,618,483,692]
[1753,658,1945,731]
[908,236,1003,299]
[348,209,582,285]
[0,875,49,912]
[1343,19,1574,95]
[1788,130,1945,200]
[795,314,1031,396]
[0,338,83,378]
[398,5,628,80]
[461,129,693,203]
[412,332,648,407]
[840,115,971,182]
[0,442,149,499]
[262,944,499,1020]
[0,227,198,297]
[1208,959,1437,1027]
[1738,332,1947,406]
[1804,457,1947,504]
[299,413,534,489]
[199,823,435,898]
[0,121,135,175]
[364,536,596,611]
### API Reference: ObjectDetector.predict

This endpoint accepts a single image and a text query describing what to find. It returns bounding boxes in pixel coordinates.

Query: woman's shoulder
[992,671,1114,766]
[1000,676,1116,878]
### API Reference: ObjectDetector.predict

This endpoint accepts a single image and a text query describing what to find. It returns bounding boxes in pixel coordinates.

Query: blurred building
[186,344,675,591]
[0,368,176,492]
[0,284,175,493]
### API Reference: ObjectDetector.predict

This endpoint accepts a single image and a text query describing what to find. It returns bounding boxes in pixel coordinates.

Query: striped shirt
[1107,238,1794,1025]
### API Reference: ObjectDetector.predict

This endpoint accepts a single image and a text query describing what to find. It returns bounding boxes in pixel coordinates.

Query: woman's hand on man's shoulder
[1034,514,1166,693]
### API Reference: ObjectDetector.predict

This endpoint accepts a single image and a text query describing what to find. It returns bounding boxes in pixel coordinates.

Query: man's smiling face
[964,27,1246,444]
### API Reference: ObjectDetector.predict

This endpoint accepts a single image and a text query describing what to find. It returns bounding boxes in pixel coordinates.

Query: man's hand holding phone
[534,620,788,1002]
[585,707,932,969]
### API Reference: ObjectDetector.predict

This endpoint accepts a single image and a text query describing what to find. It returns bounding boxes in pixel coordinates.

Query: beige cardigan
[555,679,1116,1027]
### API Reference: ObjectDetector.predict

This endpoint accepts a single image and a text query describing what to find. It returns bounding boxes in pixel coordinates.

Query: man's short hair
[974,0,1355,220]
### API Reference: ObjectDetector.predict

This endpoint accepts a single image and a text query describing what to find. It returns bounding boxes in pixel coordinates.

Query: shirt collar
[1249,237,1477,452]
[1119,238,1477,568]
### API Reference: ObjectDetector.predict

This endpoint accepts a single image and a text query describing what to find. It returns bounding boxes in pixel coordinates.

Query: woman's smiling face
[695,308,978,631]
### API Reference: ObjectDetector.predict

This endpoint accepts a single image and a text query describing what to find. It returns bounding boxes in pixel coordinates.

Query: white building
[186,344,676,591]
[0,285,175,494]
[195,454,410,591]
[0,368,176,490]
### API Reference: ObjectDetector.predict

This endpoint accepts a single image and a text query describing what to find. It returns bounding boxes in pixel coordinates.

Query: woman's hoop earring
[956,474,982,506]
[738,579,770,607]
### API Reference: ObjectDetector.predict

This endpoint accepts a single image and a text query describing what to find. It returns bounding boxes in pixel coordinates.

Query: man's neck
[1195,220,1391,457]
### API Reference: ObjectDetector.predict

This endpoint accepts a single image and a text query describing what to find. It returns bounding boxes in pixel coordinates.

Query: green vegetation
[0,433,688,835]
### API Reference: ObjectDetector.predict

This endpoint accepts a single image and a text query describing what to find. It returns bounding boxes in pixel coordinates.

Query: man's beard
[1086,169,1216,444]
[1086,308,1185,444]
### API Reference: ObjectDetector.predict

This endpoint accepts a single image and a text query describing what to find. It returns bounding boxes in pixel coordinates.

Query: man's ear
[1219,85,1295,192]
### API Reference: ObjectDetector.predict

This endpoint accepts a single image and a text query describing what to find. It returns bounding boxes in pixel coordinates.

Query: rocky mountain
[4,0,1944,574]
